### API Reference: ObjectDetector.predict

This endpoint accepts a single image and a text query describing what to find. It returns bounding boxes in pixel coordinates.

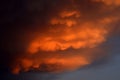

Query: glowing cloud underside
[11,0,120,74]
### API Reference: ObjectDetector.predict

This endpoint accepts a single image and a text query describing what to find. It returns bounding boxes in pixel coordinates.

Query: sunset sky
[0,0,120,80]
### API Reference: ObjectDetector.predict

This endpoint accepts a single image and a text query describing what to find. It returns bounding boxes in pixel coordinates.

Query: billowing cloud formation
[9,0,120,74]
[28,23,108,53]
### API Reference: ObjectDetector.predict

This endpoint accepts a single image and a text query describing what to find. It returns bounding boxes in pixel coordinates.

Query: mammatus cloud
[9,0,120,74]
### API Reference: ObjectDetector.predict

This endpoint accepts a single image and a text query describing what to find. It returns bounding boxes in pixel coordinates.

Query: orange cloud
[60,11,80,18]
[10,0,120,74]
[93,0,120,6]
[11,53,91,74]
[27,22,108,54]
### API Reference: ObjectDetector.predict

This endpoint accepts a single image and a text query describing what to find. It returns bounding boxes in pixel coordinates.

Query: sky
[0,0,120,80]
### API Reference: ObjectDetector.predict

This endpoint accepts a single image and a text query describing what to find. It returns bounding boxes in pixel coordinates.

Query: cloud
[1,0,120,74]
[93,0,120,6]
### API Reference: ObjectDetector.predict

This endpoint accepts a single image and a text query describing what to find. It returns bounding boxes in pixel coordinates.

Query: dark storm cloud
[0,0,120,75]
